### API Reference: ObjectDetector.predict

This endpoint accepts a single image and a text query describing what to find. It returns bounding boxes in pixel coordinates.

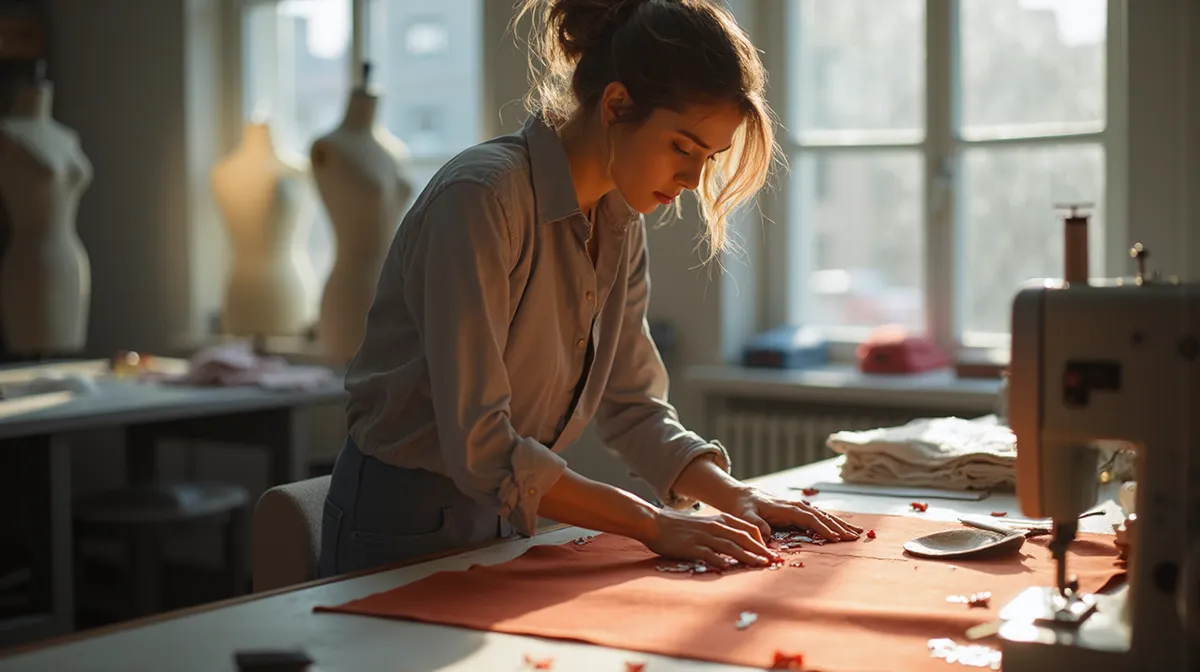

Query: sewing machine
[1000,245,1199,671]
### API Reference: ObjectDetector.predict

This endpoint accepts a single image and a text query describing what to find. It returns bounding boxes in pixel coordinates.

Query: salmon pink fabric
[314,513,1123,671]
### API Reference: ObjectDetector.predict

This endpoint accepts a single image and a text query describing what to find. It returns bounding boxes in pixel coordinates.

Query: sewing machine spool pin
[1129,242,1151,285]
[1055,203,1093,286]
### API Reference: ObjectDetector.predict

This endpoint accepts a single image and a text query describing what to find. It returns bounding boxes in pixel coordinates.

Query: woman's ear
[599,81,634,128]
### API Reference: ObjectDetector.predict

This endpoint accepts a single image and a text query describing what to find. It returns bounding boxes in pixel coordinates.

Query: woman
[317,0,861,579]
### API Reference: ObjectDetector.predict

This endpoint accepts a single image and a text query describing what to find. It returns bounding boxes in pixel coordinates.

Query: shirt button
[527,488,537,496]
[585,291,594,302]
[576,338,586,349]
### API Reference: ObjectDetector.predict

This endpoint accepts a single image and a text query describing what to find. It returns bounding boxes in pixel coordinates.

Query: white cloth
[827,415,1016,490]
[827,415,1135,491]
[142,342,335,391]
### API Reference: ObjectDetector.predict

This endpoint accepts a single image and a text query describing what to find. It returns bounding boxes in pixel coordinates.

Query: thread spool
[1055,203,1093,286]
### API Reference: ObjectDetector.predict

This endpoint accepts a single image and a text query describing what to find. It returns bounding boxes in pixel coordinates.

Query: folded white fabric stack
[827,415,1135,491]
[827,415,1017,491]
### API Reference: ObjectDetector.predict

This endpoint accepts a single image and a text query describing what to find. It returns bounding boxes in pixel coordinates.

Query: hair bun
[550,0,649,60]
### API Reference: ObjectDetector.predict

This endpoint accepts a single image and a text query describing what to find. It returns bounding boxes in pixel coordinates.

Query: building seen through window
[241,0,481,289]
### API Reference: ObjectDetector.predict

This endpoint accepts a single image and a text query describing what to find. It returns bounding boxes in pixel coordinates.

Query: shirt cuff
[657,440,732,510]
[496,438,569,536]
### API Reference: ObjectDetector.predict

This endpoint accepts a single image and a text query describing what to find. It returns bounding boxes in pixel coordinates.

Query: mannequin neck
[240,123,274,153]
[340,89,378,131]
[11,82,53,119]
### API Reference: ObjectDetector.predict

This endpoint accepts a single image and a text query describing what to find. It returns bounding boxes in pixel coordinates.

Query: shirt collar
[522,114,639,230]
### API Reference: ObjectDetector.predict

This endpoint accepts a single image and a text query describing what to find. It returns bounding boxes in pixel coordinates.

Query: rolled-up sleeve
[594,219,731,509]
[403,180,567,536]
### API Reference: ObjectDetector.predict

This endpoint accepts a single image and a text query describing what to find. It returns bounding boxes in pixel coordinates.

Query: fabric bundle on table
[827,415,1017,491]
[138,342,334,391]
[827,415,1134,491]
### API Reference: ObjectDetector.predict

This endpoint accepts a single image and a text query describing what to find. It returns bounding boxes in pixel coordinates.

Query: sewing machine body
[1003,277,1200,670]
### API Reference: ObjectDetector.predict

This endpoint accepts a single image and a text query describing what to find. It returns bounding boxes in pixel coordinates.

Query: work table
[0,458,1125,672]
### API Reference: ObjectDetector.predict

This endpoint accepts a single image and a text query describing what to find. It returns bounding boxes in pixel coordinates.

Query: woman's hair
[514,0,779,261]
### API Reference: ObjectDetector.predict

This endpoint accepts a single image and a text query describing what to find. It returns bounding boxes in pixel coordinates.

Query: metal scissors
[958,509,1106,538]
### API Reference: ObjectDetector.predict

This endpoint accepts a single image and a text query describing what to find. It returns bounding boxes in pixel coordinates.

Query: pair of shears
[958,509,1107,538]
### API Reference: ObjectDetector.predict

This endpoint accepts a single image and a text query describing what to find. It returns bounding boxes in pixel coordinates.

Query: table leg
[0,434,74,647]
[128,531,160,617]
[224,506,249,597]
[266,408,306,486]
[125,424,159,484]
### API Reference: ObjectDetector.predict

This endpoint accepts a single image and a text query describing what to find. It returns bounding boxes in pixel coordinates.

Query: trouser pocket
[343,507,457,573]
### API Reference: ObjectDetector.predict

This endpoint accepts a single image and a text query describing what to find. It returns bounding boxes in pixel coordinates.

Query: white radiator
[713,410,908,480]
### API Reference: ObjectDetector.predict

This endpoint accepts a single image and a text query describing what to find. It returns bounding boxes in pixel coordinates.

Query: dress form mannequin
[311,63,414,364]
[0,66,94,356]
[211,120,315,339]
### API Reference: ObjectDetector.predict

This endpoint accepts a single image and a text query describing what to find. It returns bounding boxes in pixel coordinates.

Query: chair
[251,475,331,592]
[73,481,250,618]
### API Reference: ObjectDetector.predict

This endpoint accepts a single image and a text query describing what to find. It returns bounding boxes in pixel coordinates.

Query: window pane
[370,0,482,197]
[243,0,351,157]
[793,152,925,330]
[960,144,1105,336]
[242,0,351,288]
[789,0,924,132]
[960,0,1106,129]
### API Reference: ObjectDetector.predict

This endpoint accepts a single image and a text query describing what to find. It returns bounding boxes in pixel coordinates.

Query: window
[775,0,1115,353]
[404,17,450,56]
[238,0,482,295]
[368,0,482,197]
[242,0,352,284]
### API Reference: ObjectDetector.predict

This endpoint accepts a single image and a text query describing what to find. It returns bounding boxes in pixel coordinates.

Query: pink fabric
[141,343,333,390]
[315,513,1123,671]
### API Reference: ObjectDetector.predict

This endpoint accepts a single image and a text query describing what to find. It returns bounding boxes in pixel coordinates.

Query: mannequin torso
[311,89,413,364]
[211,122,315,337]
[0,81,93,355]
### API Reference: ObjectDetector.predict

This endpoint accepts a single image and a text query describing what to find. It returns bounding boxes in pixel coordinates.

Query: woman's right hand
[638,508,781,568]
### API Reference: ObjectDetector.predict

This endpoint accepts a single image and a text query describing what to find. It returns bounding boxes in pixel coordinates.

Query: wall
[0,3,47,362]
[1124,0,1199,282]
[44,0,194,357]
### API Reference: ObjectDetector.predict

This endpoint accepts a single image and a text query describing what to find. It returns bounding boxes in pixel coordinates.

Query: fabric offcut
[826,415,1136,491]
[313,513,1124,672]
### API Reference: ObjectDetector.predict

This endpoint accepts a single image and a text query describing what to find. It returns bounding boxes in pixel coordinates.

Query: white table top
[0,459,1125,672]
[0,360,345,440]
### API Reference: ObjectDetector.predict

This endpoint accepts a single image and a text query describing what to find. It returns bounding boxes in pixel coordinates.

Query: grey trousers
[316,437,515,578]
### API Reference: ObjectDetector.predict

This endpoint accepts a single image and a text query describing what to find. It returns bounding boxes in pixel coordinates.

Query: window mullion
[757,0,794,330]
[925,0,958,354]
[1104,0,1128,280]
[351,0,367,85]
[218,0,245,154]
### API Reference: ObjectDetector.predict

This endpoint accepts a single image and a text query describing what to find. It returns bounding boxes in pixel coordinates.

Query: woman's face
[601,86,743,214]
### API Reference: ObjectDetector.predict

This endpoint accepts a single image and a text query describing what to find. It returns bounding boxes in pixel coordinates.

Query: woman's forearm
[537,468,661,542]
[671,454,754,513]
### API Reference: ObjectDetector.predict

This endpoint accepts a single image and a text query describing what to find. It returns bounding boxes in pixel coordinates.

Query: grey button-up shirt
[344,114,730,537]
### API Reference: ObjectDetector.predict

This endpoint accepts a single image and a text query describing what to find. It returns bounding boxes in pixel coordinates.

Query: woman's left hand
[728,490,863,542]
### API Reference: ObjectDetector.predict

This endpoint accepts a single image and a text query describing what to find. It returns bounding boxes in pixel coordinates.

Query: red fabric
[314,513,1123,671]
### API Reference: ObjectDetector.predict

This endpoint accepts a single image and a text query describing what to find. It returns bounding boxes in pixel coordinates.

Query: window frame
[226,0,495,183]
[756,0,1128,363]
